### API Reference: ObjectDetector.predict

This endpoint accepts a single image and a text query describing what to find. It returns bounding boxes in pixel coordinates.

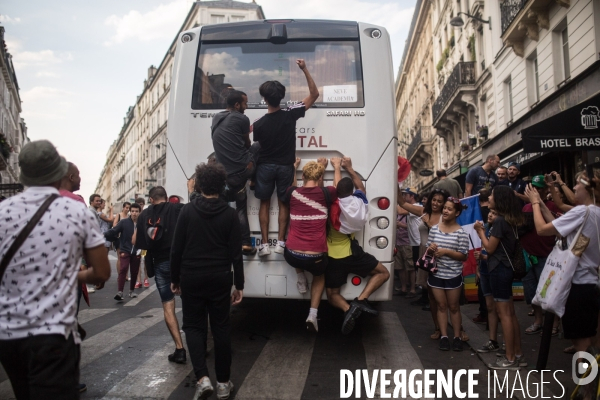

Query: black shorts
[563,284,599,340]
[325,252,379,289]
[284,248,327,276]
[427,274,463,290]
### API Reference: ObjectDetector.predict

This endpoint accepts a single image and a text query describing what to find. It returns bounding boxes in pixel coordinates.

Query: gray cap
[18,140,68,186]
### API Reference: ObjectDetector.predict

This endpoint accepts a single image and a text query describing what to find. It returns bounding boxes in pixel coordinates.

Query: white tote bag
[532,208,590,317]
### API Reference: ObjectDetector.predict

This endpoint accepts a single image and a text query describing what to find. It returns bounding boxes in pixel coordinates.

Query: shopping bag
[532,208,590,317]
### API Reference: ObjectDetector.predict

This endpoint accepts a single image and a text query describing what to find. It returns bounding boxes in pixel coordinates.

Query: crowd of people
[395,156,600,374]
[1,56,599,399]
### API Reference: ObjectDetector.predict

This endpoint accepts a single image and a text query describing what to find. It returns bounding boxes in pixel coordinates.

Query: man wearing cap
[520,176,562,336]
[0,140,111,398]
[506,162,528,203]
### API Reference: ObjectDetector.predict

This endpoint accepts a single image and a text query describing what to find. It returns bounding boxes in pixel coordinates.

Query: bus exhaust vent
[269,23,288,44]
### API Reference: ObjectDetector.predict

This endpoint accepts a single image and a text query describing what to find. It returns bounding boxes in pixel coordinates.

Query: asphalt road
[0,253,579,399]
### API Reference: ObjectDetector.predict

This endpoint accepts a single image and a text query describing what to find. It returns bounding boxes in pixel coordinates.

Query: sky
[1,0,415,201]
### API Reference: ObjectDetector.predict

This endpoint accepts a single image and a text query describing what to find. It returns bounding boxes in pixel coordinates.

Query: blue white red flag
[456,195,482,280]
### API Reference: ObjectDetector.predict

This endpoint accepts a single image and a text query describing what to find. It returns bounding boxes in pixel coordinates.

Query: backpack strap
[0,194,59,283]
[321,186,332,209]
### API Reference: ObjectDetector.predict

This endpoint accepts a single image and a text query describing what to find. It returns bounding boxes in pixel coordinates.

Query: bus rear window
[191,41,364,109]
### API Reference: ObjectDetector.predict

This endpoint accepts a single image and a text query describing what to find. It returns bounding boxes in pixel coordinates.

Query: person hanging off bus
[281,158,334,332]
[211,90,260,256]
[325,157,390,334]
[252,59,320,257]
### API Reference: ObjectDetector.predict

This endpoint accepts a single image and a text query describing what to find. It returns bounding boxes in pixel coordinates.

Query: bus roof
[199,19,360,42]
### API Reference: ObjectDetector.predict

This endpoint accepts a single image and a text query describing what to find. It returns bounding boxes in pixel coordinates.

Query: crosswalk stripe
[101,337,214,399]
[77,308,116,324]
[362,311,424,399]
[81,308,177,369]
[235,330,317,400]
[124,284,157,307]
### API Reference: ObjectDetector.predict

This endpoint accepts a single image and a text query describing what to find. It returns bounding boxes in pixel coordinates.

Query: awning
[521,92,600,152]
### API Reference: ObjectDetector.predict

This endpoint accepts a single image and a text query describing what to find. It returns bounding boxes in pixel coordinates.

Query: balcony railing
[432,62,476,123]
[500,0,529,33]
[406,126,433,161]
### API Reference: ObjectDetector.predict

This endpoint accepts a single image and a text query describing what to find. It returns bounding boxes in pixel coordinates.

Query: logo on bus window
[326,111,366,117]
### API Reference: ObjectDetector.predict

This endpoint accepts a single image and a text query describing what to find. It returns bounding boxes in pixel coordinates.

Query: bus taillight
[351,276,362,286]
[377,197,390,210]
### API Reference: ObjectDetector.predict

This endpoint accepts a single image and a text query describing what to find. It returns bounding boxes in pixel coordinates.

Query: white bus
[165,20,397,301]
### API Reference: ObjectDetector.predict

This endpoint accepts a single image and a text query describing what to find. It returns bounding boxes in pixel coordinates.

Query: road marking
[101,337,214,399]
[81,308,178,369]
[124,284,157,307]
[77,308,116,324]
[362,311,424,399]
[235,330,316,400]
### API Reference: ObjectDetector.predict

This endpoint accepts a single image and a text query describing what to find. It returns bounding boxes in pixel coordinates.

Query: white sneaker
[128,291,138,298]
[86,285,96,293]
[306,314,318,332]
[274,241,285,254]
[297,280,308,294]
[216,381,234,399]
[258,244,271,257]
[193,377,213,400]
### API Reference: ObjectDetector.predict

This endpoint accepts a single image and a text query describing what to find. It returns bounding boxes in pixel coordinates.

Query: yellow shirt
[327,229,353,259]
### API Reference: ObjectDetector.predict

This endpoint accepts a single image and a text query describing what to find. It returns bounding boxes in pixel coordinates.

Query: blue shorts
[154,260,174,303]
[521,256,547,305]
[489,263,514,302]
[254,163,294,201]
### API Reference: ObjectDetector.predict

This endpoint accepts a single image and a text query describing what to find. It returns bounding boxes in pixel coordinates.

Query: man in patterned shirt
[0,140,111,398]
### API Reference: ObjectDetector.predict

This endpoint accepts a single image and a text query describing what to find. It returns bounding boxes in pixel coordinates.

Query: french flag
[456,195,482,301]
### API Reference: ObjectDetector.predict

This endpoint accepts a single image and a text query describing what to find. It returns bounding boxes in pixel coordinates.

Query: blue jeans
[521,256,547,305]
[154,260,174,303]
[254,163,294,201]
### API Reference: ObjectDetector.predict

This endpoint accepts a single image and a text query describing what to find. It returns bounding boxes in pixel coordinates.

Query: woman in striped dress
[426,197,469,352]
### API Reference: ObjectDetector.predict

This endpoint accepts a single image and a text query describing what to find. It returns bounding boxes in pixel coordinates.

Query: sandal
[430,329,441,340]
[564,345,576,354]
[541,327,560,337]
[460,330,469,342]
[525,323,543,335]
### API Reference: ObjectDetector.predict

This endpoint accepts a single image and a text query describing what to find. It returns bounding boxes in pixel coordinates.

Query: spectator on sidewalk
[465,154,500,196]
[0,140,110,398]
[281,158,334,332]
[525,171,600,359]
[104,203,142,301]
[136,186,187,365]
[252,59,319,257]
[170,163,244,400]
[211,89,260,255]
[326,157,390,335]
[394,208,414,296]
[426,197,469,352]
[432,169,463,198]
[506,162,528,204]
[496,166,509,186]
[474,185,526,370]
[521,175,561,337]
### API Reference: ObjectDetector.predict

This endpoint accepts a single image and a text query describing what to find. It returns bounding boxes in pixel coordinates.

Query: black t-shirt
[487,215,516,272]
[465,166,497,194]
[507,178,526,194]
[211,111,251,175]
[253,103,306,165]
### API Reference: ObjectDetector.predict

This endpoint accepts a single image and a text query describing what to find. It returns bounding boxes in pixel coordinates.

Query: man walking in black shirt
[252,59,319,256]
[212,90,259,255]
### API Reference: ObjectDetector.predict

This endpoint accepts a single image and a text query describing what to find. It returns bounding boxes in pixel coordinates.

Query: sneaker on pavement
[306,314,318,333]
[351,298,378,316]
[217,381,234,400]
[516,355,528,367]
[258,244,271,257]
[496,343,506,357]
[297,280,308,294]
[488,356,520,370]
[477,340,500,353]
[86,285,96,294]
[128,291,138,298]
[439,337,451,351]
[114,292,123,301]
[452,337,463,352]
[134,281,142,289]
[168,348,187,364]
[143,278,150,288]
[274,241,285,254]
[342,304,362,335]
[193,377,213,400]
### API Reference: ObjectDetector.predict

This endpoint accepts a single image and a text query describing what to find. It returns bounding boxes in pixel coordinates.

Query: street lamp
[450,12,491,30]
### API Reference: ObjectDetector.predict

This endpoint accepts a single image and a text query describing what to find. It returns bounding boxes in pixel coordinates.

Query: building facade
[95,0,265,207]
[396,0,600,191]
[0,26,28,197]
